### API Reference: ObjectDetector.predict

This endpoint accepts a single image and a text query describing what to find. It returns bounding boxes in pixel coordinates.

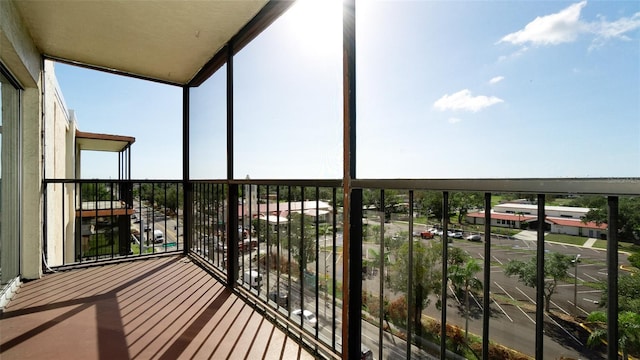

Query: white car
[466,234,482,242]
[292,309,317,325]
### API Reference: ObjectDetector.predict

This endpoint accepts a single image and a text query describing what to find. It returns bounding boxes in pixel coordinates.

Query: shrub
[387,296,408,327]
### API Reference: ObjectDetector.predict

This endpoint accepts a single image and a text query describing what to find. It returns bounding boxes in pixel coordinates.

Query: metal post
[573,254,581,316]
[607,196,618,360]
[440,191,449,360]
[482,192,491,360]
[535,194,545,360]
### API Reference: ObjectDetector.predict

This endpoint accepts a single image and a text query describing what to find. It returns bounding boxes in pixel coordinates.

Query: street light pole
[573,254,581,316]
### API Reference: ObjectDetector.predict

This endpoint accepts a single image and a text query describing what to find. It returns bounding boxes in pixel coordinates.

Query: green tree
[581,197,640,244]
[81,182,111,201]
[568,195,607,209]
[447,246,469,267]
[153,184,183,213]
[504,252,571,312]
[628,252,640,269]
[586,311,640,360]
[598,273,640,314]
[389,241,441,336]
[416,191,444,221]
[449,258,483,339]
[282,213,317,274]
[450,192,484,224]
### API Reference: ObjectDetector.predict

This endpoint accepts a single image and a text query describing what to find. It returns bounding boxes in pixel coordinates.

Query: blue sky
[55,0,639,180]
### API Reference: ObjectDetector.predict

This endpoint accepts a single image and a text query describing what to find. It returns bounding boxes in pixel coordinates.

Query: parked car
[268,290,289,308]
[420,231,434,239]
[292,309,317,325]
[361,345,374,360]
[466,234,482,242]
[243,270,262,289]
[451,230,464,238]
[153,229,164,243]
[215,242,227,251]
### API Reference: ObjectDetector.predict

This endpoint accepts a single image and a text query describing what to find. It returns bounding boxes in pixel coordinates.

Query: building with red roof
[465,202,607,238]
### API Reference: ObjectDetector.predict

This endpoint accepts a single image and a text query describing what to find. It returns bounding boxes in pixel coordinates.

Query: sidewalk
[514,230,598,249]
[583,237,598,248]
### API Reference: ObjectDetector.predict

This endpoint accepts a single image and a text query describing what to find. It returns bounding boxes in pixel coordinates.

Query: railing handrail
[44,178,183,184]
[352,177,640,195]
[44,177,640,196]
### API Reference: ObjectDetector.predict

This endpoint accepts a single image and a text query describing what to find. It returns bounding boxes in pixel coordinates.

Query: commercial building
[466,202,608,238]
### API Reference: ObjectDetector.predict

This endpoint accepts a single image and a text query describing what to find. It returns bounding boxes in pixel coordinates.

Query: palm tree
[449,258,483,339]
[586,311,640,360]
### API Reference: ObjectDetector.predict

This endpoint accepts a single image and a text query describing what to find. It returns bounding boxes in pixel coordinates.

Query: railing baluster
[483,192,491,360]
[440,191,449,359]
[607,196,619,359]
[535,194,545,359]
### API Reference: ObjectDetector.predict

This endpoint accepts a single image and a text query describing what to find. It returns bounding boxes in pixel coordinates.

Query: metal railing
[43,177,640,359]
[351,178,640,360]
[43,179,184,269]
[189,180,344,359]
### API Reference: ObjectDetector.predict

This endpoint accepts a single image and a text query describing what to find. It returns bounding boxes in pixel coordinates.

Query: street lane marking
[492,256,503,265]
[516,287,536,305]
[495,282,533,324]
[490,297,513,323]
[469,292,483,312]
[550,300,570,316]
[449,284,461,305]
[584,273,599,282]
[545,312,583,346]
[567,301,590,316]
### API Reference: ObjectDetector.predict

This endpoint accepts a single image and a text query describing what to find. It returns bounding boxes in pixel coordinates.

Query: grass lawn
[544,233,588,246]
[592,240,640,252]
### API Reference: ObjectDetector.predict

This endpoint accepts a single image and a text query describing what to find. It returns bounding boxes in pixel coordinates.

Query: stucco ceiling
[13,0,270,85]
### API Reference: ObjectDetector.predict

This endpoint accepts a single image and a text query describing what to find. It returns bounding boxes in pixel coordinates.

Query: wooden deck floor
[0,255,314,359]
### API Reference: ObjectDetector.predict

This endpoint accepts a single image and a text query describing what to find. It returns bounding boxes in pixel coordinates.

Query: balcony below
[0,255,314,360]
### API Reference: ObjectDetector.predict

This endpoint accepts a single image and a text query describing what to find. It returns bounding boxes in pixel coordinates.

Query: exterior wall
[43,61,75,266]
[552,224,580,236]
[1,0,44,279]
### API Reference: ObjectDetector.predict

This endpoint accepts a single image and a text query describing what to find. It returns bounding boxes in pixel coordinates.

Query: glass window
[189,65,227,180]
[1,67,22,288]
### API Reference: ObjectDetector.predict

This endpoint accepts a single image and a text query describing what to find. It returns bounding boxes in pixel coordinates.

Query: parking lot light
[573,254,581,316]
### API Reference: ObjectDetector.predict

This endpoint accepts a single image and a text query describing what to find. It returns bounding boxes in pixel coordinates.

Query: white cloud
[489,76,505,84]
[590,12,640,49]
[499,1,587,46]
[433,89,504,112]
[448,117,462,124]
[498,1,640,50]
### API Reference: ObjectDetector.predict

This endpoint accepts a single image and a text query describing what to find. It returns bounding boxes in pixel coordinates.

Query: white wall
[43,61,76,266]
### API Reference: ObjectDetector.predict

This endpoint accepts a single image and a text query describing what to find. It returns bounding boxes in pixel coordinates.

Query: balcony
[4,178,639,359]
[2,1,639,359]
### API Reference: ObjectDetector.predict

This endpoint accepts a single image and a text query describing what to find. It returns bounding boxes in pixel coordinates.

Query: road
[131,203,183,252]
